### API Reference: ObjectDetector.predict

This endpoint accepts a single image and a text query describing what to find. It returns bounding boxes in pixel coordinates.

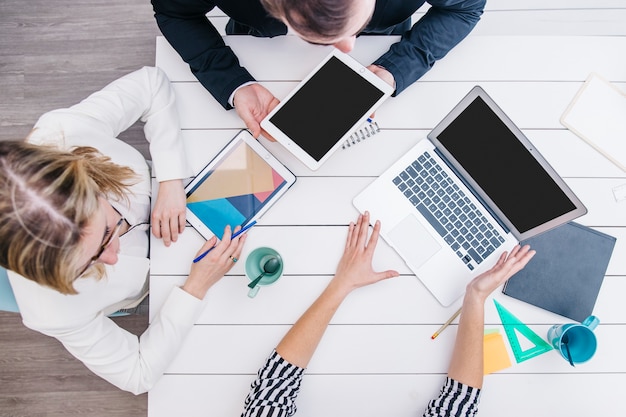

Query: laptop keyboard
[392,151,505,270]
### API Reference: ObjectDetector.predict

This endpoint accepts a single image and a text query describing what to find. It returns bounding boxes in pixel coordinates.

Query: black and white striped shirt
[241,350,304,417]
[241,350,481,417]
[424,377,481,417]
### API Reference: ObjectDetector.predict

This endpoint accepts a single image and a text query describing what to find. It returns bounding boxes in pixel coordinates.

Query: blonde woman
[0,67,246,394]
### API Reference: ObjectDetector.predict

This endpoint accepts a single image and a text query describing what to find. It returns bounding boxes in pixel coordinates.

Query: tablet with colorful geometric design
[185,130,296,240]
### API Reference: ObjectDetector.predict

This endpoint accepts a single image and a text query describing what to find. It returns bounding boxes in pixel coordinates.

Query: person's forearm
[446,245,535,389]
[141,68,192,182]
[374,0,485,95]
[276,280,351,368]
[151,0,254,109]
[446,293,485,388]
[276,213,397,369]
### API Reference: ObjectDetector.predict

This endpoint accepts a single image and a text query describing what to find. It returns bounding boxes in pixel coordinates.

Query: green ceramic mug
[245,247,284,298]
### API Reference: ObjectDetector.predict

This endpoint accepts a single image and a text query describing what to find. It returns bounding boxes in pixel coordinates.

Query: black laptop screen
[435,96,576,234]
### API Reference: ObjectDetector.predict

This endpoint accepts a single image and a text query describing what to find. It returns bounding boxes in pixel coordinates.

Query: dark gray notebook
[502,222,615,322]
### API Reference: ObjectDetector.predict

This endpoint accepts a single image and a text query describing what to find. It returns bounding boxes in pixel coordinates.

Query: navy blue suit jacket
[152,0,485,109]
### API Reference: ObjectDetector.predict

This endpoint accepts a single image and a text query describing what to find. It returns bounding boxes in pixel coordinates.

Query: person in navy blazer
[152,0,485,138]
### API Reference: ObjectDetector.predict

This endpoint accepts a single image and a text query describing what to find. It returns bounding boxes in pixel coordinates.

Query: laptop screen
[431,91,585,238]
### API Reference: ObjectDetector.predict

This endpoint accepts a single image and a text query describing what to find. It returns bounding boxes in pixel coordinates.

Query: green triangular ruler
[493,300,553,363]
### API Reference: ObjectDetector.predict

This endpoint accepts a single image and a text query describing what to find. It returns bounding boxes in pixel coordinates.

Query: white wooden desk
[149,35,626,416]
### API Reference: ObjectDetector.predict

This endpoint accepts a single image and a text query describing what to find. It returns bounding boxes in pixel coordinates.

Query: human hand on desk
[330,212,400,298]
[274,212,398,368]
[233,83,279,141]
[182,225,247,300]
[448,245,535,389]
[465,244,536,305]
[152,179,186,246]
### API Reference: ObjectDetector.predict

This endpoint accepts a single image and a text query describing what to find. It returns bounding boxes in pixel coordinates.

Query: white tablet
[261,49,393,170]
[185,129,296,240]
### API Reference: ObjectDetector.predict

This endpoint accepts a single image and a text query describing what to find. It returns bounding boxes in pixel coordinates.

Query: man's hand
[233,83,280,140]
[366,65,395,118]
[367,64,396,90]
[152,179,186,246]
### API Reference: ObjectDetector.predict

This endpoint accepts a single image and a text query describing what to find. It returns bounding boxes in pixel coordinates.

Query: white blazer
[8,67,202,394]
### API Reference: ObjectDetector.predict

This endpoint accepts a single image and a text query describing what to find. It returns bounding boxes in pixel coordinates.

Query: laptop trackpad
[388,215,441,269]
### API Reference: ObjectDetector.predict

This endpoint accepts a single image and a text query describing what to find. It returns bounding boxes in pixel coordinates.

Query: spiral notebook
[341,118,381,149]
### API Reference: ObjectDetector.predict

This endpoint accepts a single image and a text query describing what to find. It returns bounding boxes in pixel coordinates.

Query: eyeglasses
[75,216,125,279]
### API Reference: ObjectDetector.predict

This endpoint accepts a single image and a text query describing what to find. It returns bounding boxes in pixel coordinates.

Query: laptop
[353,86,587,306]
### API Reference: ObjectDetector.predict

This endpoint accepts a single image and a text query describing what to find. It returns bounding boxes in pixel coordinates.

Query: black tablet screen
[269,56,385,161]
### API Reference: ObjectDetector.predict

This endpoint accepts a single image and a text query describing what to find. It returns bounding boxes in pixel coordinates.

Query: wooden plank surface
[150,224,626,276]
[150,33,626,417]
[157,36,626,82]
[170,80,626,134]
[149,373,626,417]
[175,128,626,178]
[150,274,626,325]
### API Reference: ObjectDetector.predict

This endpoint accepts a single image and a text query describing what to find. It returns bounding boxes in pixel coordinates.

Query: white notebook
[561,73,626,172]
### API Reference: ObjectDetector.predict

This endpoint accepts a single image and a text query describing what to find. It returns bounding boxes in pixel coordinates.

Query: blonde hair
[0,140,137,294]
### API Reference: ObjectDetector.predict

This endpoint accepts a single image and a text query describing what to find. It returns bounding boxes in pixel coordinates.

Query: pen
[192,220,257,263]
[431,307,462,340]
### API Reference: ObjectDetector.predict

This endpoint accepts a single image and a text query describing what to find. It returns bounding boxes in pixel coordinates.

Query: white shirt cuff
[228,81,259,108]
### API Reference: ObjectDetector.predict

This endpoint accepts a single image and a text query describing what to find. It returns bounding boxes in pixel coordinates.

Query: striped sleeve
[241,350,304,417]
[422,377,481,417]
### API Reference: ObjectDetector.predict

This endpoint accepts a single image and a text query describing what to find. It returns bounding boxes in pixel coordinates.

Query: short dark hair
[261,0,356,40]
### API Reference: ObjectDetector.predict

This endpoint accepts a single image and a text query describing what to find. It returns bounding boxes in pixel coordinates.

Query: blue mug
[547,316,599,365]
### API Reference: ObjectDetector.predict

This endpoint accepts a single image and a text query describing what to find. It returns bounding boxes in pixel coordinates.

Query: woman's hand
[465,244,536,304]
[182,225,247,299]
[152,179,186,246]
[330,212,399,297]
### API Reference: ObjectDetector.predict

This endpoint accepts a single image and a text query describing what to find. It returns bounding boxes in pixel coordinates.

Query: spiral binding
[342,120,381,149]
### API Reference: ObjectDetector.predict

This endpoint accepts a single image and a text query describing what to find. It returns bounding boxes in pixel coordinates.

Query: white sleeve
[35,66,192,182]
[51,287,203,395]
[10,259,206,395]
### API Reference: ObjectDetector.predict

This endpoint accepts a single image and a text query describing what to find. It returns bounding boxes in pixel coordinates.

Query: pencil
[431,307,463,340]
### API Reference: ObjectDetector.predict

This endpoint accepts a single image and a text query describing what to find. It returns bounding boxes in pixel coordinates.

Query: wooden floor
[0,313,149,416]
[0,0,158,158]
[1,1,624,416]
[0,1,155,415]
